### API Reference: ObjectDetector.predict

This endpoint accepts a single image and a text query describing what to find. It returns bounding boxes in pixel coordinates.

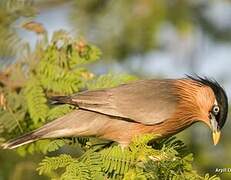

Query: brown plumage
[1,76,228,149]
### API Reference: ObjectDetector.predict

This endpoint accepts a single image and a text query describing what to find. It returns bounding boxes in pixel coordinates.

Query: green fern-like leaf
[36,134,220,180]
[24,77,49,124]
[0,91,26,134]
[16,139,66,156]
[48,104,74,121]
[61,161,91,180]
[43,139,66,153]
[37,154,76,175]
[0,111,18,133]
[0,0,35,58]
[87,73,137,90]
[81,152,104,179]
[70,45,101,65]
[204,174,220,180]
[37,62,81,94]
[100,146,135,177]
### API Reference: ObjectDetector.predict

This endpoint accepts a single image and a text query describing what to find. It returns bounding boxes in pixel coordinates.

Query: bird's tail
[49,96,73,105]
[1,131,40,149]
[1,110,110,149]
[2,96,76,149]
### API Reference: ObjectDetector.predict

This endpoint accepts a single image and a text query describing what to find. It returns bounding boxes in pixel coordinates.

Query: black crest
[187,75,228,129]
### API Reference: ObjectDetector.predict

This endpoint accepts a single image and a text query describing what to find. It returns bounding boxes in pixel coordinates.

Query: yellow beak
[212,131,221,146]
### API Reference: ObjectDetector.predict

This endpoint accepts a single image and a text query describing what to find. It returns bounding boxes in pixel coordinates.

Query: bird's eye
[212,105,220,115]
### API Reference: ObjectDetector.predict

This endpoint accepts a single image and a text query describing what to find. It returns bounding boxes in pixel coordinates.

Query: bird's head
[183,76,228,145]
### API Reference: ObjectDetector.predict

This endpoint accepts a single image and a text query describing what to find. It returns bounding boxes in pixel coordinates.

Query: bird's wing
[52,79,179,125]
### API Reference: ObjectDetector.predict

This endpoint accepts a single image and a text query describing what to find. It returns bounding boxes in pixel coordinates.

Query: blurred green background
[0,0,231,179]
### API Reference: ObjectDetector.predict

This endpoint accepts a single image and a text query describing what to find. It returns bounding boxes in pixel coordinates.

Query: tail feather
[1,110,107,149]
[1,132,40,149]
[49,96,73,105]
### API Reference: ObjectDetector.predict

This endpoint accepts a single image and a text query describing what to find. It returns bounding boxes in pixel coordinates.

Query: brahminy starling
[2,76,228,149]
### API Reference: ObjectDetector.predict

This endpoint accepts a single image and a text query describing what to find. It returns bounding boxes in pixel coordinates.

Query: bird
[1,75,228,149]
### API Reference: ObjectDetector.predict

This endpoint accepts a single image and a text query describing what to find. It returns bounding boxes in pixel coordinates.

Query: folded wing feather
[55,80,179,125]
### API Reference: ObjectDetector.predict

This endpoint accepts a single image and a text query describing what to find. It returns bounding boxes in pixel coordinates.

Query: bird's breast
[98,116,195,146]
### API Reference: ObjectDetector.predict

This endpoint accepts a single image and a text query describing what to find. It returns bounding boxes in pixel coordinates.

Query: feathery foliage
[37,135,220,180]
[0,0,35,59]
[24,77,49,124]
